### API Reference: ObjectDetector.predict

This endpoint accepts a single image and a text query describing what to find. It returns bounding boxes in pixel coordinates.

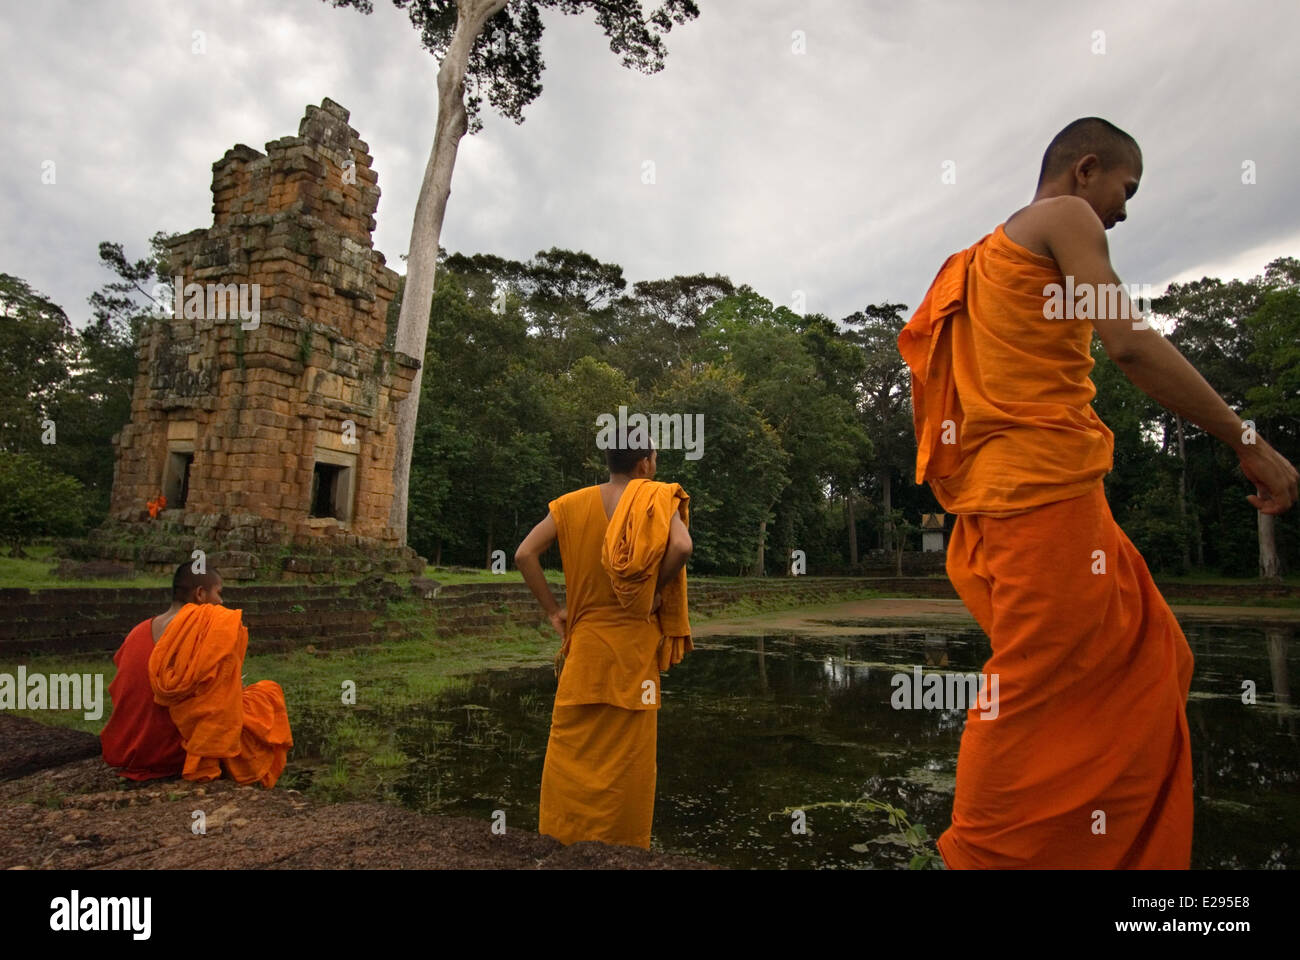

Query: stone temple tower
[102,99,423,578]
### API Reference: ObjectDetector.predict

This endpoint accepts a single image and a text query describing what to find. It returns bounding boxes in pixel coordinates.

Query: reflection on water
[286,621,1299,869]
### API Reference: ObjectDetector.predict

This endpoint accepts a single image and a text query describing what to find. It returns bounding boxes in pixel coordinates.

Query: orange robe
[898,223,1194,868]
[538,480,691,848]
[101,619,187,781]
[148,604,293,788]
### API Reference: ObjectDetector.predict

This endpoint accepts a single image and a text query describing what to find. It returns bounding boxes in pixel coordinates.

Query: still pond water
[287,620,1298,869]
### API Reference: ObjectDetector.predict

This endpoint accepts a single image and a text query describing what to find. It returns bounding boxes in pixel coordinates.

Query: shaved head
[172,561,221,603]
[1037,118,1141,189]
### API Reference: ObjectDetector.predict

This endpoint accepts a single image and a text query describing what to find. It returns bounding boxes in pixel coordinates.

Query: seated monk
[100,562,293,787]
[897,117,1298,868]
[515,437,693,849]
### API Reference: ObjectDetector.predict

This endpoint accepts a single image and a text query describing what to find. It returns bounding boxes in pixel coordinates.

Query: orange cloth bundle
[602,478,693,670]
[148,603,292,788]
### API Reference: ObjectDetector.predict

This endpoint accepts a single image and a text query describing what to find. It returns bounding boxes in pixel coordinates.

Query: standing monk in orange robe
[899,117,1298,868]
[101,562,293,788]
[516,439,693,849]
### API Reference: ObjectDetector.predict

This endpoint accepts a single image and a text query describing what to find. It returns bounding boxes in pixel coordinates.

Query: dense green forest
[2,236,1298,576]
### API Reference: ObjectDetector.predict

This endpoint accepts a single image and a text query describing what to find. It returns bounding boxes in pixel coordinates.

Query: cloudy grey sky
[6,0,1298,329]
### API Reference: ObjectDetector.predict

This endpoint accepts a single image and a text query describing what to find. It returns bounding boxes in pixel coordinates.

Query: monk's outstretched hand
[1238,439,1299,515]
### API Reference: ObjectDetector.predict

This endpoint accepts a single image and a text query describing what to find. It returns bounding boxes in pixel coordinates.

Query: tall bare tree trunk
[754,493,782,577]
[1176,414,1191,569]
[878,468,893,553]
[1259,511,1281,581]
[782,512,794,577]
[1266,627,1290,722]
[846,488,858,566]
[388,0,509,545]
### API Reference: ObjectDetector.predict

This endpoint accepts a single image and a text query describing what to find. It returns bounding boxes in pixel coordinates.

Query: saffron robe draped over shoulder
[898,223,1194,868]
[101,619,187,781]
[898,224,1115,516]
[602,478,693,670]
[539,481,692,849]
[147,604,293,788]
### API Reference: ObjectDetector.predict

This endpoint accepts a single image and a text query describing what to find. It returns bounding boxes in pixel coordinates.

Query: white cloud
[4,0,1296,328]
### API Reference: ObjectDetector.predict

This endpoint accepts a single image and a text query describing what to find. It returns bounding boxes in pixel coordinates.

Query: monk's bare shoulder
[150,614,170,642]
[1004,197,1100,258]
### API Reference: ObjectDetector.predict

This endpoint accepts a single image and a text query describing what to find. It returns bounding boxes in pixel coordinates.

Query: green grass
[8,573,1293,814]
[0,546,170,589]
[10,544,1291,593]
[1167,595,1300,608]
[1155,570,1300,585]
[695,585,890,621]
[0,615,561,738]
[0,549,564,590]
[7,573,1290,770]
[418,566,562,586]
[0,580,878,739]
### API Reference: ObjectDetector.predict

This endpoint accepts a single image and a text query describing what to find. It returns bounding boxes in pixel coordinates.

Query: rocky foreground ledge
[0,716,713,870]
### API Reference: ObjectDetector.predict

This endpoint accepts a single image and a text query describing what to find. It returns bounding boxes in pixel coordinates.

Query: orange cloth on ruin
[147,603,293,788]
[538,482,691,849]
[898,223,1194,868]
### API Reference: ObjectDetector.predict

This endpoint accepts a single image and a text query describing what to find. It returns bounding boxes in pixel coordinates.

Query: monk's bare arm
[1046,198,1244,444]
[515,514,563,624]
[1045,197,1298,513]
[654,512,692,597]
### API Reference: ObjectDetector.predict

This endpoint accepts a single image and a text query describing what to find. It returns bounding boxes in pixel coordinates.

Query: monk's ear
[1076,152,1109,186]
